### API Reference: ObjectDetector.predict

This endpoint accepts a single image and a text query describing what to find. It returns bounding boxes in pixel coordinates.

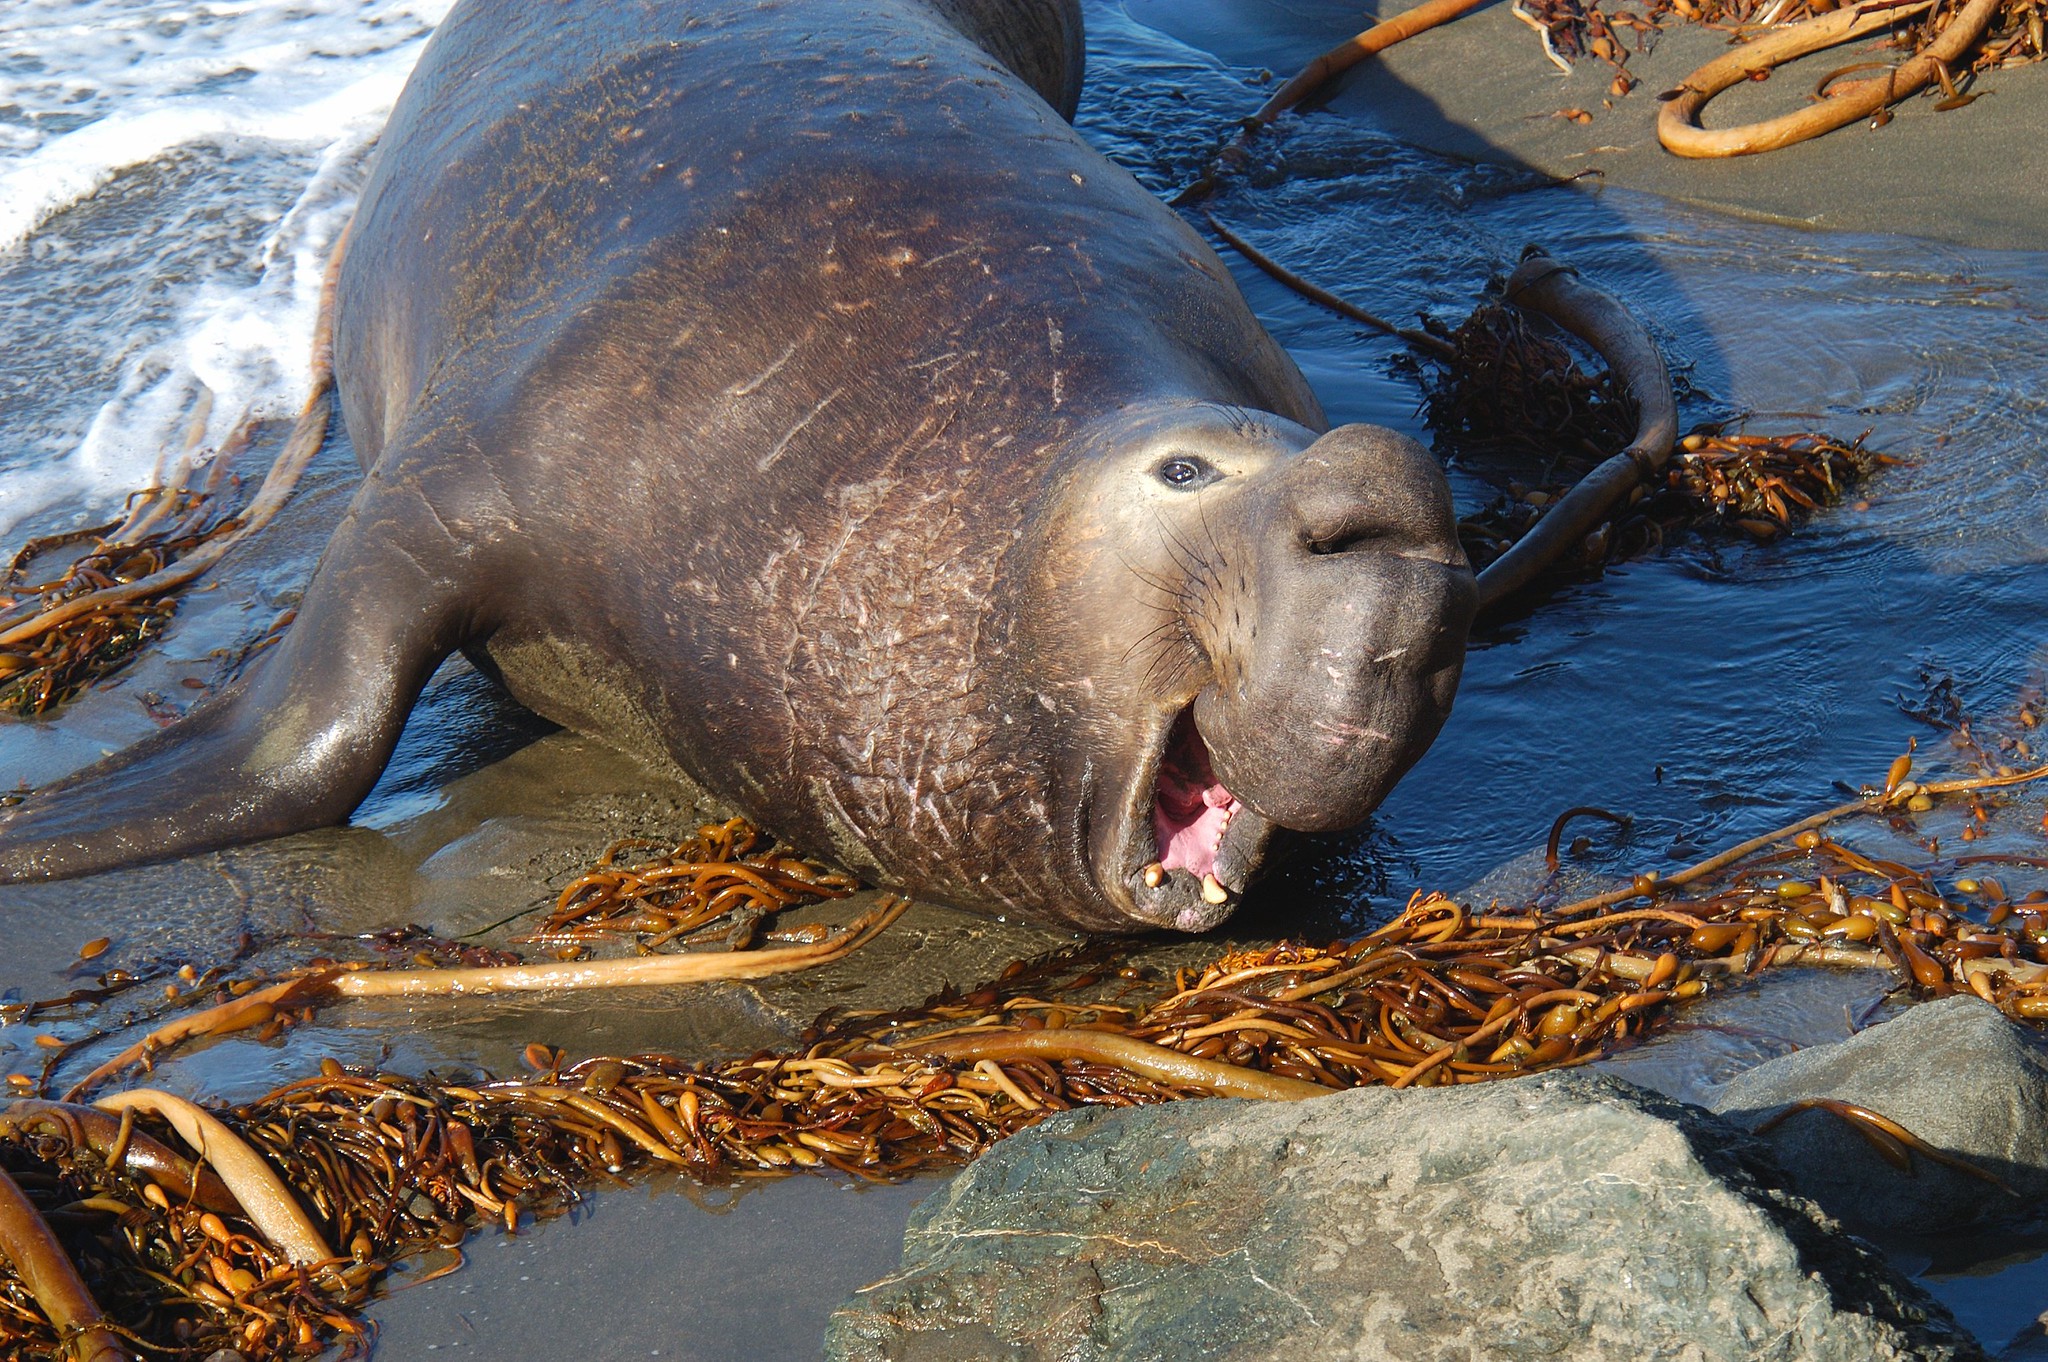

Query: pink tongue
[1153,764,1241,882]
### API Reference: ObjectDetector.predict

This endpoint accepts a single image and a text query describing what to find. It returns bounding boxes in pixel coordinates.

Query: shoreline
[1130,0,2048,251]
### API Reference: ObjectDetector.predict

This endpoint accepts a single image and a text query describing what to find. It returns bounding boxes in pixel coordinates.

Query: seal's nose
[1189,420,1473,834]
[1287,424,1465,566]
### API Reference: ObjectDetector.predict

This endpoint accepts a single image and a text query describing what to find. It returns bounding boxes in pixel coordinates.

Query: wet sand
[1135,0,2048,249]
[364,1176,932,1362]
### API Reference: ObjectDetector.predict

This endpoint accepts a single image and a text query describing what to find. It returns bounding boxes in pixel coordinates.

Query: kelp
[3,750,2045,1358]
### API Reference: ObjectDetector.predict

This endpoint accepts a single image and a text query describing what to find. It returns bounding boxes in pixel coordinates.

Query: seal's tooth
[1143,862,1165,888]
[1201,873,1229,905]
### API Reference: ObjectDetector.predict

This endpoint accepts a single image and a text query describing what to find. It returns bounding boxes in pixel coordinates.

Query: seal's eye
[1156,455,1215,489]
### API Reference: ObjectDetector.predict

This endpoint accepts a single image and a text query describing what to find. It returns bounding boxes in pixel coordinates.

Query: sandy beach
[1138,0,2048,249]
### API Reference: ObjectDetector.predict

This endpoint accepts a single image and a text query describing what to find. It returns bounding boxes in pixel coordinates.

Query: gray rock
[826,1071,1982,1362]
[1709,994,2048,1237]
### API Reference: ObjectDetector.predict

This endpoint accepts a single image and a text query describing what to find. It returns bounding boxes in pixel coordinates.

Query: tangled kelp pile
[3,751,2047,1359]
[2,565,167,718]
[1419,299,1642,482]
[0,393,331,719]
[0,490,239,719]
[1454,427,1891,570]
[1520,0,2042,124]
[1411,293,1893,574]
[1523,0,2031,82]
[0,242,344,719]
[520,818,860,954]
[1200,217,1892,591]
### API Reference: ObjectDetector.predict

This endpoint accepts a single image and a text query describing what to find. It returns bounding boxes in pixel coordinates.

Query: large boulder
[1709,994,2048,1237]
[826,1070,1982,1361]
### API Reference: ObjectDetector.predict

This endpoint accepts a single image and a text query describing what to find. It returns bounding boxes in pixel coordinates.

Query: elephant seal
[0,0,1473,933]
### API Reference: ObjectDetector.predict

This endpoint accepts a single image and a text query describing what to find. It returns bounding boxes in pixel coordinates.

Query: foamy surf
[0,0,453,544]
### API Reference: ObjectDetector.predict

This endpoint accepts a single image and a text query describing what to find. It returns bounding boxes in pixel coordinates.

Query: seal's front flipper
[0,475,485,884]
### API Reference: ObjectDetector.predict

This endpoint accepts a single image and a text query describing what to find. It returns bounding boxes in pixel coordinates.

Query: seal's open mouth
[1153,711,1241,886]
[1124,705,1275,932]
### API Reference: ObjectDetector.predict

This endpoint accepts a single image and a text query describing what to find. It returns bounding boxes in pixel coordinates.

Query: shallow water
[2,0,2047,1356]
[0,0,449,543]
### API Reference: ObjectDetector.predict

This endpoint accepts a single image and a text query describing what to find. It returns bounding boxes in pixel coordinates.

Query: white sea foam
[0,0,453,543]
[0,0,448,252]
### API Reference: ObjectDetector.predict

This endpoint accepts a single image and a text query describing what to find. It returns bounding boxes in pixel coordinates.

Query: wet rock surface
[825,1070,1984,1362]
[1709,995,2048,1238]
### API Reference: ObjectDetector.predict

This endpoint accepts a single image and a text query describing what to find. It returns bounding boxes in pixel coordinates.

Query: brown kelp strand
[1172,0,1496,204]
[1657,0,2006,155]
[3,760,2046,1359]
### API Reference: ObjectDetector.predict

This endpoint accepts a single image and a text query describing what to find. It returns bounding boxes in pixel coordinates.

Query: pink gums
[1152,717,1241,882]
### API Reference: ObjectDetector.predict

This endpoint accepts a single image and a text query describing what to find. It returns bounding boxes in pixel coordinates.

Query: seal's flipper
[0,475,484,884]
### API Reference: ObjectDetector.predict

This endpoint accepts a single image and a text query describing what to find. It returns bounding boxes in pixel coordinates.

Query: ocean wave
[0,0,451,542]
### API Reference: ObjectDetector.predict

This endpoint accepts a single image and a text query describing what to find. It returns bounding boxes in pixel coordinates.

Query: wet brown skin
[0,0,1473,932]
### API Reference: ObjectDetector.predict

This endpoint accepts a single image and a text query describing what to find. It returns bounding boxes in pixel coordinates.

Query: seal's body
[0,0,1473,932]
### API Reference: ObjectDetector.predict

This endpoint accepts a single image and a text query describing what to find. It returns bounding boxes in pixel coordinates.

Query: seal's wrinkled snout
[1194,424,1473,836]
